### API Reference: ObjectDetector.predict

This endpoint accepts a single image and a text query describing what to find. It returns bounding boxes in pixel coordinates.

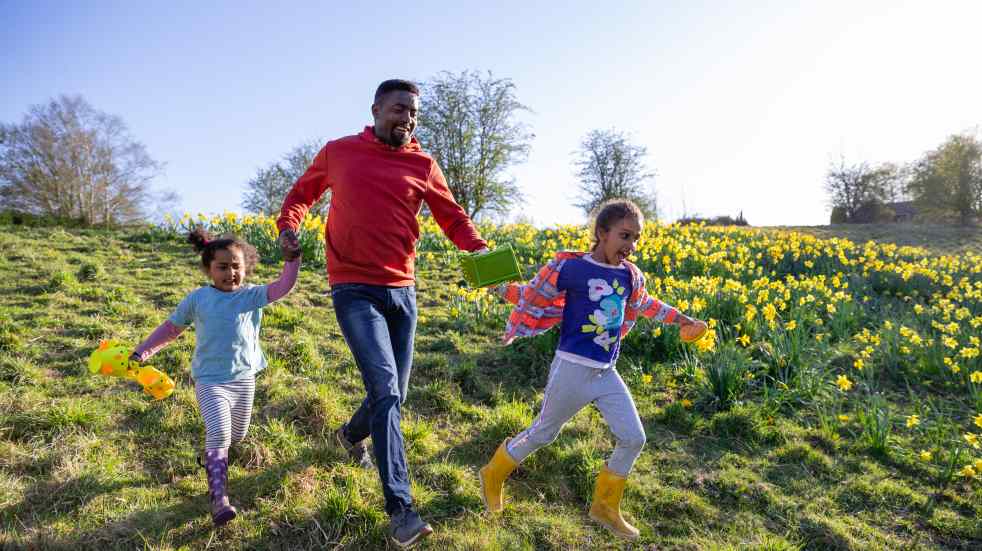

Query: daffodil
[694,329,716,352]
[919,450,933,462]
[905,415,919,429]
[763,303,777,322]
[836,375,853,392]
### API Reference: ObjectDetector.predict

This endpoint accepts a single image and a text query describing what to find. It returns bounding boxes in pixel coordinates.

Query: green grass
[773,223,982,255]
[1,224,980,550]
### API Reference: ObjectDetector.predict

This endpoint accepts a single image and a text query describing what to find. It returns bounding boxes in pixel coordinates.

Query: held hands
[278,229,302,261]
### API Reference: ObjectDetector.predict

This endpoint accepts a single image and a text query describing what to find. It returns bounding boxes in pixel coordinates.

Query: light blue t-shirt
[169,284,270,384]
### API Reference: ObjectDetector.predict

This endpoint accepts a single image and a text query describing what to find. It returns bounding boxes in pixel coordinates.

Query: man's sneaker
[334,424,374,469]
[388,508,433,548]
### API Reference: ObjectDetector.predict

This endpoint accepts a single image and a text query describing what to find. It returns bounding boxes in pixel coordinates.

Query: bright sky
[4,0,981,227]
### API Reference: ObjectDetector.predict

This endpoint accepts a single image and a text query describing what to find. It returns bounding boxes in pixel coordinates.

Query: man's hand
[279,229,302,261]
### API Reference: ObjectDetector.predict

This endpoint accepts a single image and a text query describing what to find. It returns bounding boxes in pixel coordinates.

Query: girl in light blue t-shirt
[132,227,300,527]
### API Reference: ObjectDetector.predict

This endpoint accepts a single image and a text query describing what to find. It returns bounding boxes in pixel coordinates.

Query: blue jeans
[330,283,417,515]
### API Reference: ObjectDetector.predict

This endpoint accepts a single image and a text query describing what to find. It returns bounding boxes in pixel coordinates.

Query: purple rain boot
[204,448,237,526]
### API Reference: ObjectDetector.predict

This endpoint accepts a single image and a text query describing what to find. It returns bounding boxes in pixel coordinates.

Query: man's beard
[386,127,412,147]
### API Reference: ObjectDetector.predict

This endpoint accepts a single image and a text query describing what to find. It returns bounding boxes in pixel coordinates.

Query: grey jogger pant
[505,355,646,476]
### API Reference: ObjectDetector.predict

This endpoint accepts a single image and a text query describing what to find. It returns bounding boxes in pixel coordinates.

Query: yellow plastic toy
[88,340,176,400]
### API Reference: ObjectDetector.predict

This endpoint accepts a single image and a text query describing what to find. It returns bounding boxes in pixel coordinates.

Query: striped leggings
[195,377,256,450]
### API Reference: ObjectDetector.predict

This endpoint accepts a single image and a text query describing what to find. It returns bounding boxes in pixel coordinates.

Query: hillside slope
[1,224,980,550]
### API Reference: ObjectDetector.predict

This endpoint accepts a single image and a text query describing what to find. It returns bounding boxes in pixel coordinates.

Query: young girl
[478,199,707,540]
[131,228,300,527]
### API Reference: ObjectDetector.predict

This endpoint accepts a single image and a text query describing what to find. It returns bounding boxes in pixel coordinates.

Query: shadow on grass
[4,442,390,550]
[1,473,134,531]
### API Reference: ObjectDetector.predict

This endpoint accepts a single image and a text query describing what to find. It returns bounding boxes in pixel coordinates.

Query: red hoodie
[277,127,487,287]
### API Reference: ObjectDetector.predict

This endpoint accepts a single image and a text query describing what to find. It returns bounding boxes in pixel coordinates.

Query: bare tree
[573,128,657,219]
[242,140,325,216]
[0,95,163,226]
[908,134,982,226]
[878,162,910,204]
[824,156,895,223]
[415,70,533,220]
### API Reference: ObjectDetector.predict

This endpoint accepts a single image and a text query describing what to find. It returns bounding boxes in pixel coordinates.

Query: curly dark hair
[590,199,645,250]
[187,227,259,277]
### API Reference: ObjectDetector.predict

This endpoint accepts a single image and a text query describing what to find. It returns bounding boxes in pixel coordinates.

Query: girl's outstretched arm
[132,321,186,362]
[494,256,564,306]
[633,286,681,324]
[267,258,300,303]
[635,282,703,327]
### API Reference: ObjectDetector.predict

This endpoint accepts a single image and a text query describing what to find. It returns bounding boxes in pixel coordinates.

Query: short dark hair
[374,79,419,104]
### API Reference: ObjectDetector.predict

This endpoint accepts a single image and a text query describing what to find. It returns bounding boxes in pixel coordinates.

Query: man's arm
[276,144,330,234]
[422,162,487,252]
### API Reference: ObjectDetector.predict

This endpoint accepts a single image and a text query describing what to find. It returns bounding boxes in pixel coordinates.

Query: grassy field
[1,221,981,550]
[775,224,982,255]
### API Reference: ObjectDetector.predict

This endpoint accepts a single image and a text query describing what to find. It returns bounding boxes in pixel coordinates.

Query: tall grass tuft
[702,341,749,410]
[859,395,893,457]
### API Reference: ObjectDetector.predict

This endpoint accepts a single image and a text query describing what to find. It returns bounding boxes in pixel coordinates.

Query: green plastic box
[459,245,523,288]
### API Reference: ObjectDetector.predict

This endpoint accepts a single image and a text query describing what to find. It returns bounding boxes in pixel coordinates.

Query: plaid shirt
[499,251,682,344]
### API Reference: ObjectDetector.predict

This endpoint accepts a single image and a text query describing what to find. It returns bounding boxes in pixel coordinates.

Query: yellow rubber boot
[479,439,518,513]
[589,465,640,540]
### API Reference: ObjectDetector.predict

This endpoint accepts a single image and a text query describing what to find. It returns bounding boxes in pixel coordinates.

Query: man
[276,79,487,548]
